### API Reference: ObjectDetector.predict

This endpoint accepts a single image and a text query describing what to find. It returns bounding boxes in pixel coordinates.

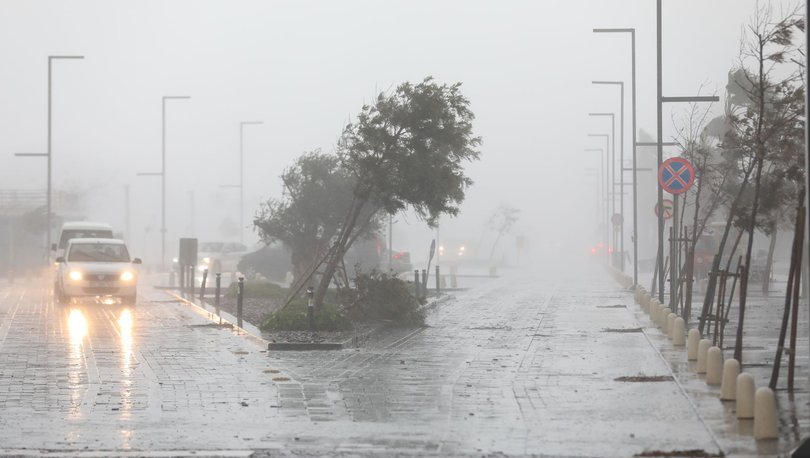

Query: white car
[197,241,250,274]
[54,238,141,305]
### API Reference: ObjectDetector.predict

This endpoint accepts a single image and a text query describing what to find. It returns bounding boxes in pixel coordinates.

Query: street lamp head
[163,95,191,100]
[241,121,263,126]
[49,55,84,60]
[593,28,635,34]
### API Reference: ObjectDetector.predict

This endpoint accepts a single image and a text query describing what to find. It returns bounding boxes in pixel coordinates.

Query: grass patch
[225,280,286,300]
[261,299,352,332]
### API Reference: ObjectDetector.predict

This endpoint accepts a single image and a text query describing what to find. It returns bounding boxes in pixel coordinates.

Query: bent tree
[313,77,482,309]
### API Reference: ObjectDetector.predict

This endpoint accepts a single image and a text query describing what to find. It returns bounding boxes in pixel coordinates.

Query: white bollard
[754,387,779,440]
[672,318,686,346]
[706,346,723,385]
[687,329,701,360]
[643,294,651,311]
[720,359,740,401]
[696,339,711,373]
[648,299,659,317]
[666,313,676,338]
[736,372,756,419]
[660,307,672,329]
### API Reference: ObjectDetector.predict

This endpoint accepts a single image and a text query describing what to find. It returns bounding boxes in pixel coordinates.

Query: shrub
[261,299,352,331]
[225,280,286,300]
[349,269,425,325]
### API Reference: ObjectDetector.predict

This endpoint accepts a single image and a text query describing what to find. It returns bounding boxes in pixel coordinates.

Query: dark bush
[349,269,425,325]
[261,299,352,331]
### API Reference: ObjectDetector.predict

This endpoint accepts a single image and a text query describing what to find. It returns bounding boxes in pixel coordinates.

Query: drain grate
[615,375,674,382]
[602,327,643,333]
[635,450,723,457]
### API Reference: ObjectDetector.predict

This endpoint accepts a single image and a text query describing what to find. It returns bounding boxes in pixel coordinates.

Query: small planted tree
[697,4,804,354]
[253,151,381,281]
[486,205,520,263]
[312,77,482,309]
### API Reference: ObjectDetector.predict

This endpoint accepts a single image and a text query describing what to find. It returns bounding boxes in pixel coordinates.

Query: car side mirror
[132,258,142,265]
[55,257,65,263]
[51,243,57,251]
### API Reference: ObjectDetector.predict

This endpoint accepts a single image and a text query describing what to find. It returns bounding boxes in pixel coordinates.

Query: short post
[179,264,186,291]
[214,273,222,324]
[188,266,195,298]
[199,268,208,301]
[169,270,175,287]
[236,276,244,329]
[421,269,428,299]
[307,286,315,331]
[414,270,420,297]
[435,265,440,293]
[450,265,457,288]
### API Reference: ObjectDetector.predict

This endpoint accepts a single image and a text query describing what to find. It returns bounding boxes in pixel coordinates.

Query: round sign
[655,199,675,220]
[611,213,622,226]
[658,157,695,195]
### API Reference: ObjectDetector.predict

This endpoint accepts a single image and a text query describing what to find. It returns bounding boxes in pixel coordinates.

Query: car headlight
[69,270,83,281]
[172,257,179,263]
[120,271,135,282]
[202,257,211,265]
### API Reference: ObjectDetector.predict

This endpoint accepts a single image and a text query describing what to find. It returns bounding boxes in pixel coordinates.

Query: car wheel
[57,287,70,305]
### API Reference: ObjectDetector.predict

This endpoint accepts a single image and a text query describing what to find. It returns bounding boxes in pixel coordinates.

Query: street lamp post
[585,148,606,249]
[588,133,611,250]
[588,119,615,266]
[592,82,625,273]
[222,121,263,244]
[15,55,84,262]
[593,28,637,286]
[238,121,262,244]
[137,95,190,270]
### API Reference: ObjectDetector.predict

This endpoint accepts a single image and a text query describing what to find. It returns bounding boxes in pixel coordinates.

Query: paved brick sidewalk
[0,266,755,457]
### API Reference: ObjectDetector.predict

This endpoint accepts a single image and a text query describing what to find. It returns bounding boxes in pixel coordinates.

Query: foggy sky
[0,0,798,264]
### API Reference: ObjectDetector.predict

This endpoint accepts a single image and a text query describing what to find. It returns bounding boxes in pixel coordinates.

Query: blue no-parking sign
[658,157,695,195]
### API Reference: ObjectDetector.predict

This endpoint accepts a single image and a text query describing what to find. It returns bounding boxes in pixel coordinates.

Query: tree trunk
[697,170,754,334]
[313,198,367,309]
[762,225,777,294]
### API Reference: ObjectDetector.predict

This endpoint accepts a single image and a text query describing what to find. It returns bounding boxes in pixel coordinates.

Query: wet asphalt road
[0,263,802,456]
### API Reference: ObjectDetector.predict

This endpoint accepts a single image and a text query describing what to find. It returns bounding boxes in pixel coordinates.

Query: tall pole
[592,29,637,285]
[160,96,190,270]
[239,121,262,244]
[588,125,613,264]
[45,56,83,261]
[586,149,605,248]
[631,30,637,287]
[656,0,665,302]
[125,185,130,241]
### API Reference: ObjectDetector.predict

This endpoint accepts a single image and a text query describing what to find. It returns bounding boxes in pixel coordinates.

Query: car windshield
[200,242,224,252]
[59,229,114,249]
[68,243,130,262]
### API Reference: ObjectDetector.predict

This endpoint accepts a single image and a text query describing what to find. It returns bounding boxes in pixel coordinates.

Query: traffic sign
[658,157,695,195]
[611,213,622,226]
[655,199,675,220]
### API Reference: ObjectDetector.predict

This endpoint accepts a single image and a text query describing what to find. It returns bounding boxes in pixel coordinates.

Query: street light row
[589,3,718,300]
[13,55,264,269]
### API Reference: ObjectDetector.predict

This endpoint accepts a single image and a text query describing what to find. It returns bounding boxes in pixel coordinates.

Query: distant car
[438,240,468,265]
[385,250,413,274]
[53,221,114,261]
[197,241,250,274]
[54,238,141,305]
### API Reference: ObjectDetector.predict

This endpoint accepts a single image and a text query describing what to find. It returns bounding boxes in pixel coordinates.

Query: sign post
[659,157,695,311]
